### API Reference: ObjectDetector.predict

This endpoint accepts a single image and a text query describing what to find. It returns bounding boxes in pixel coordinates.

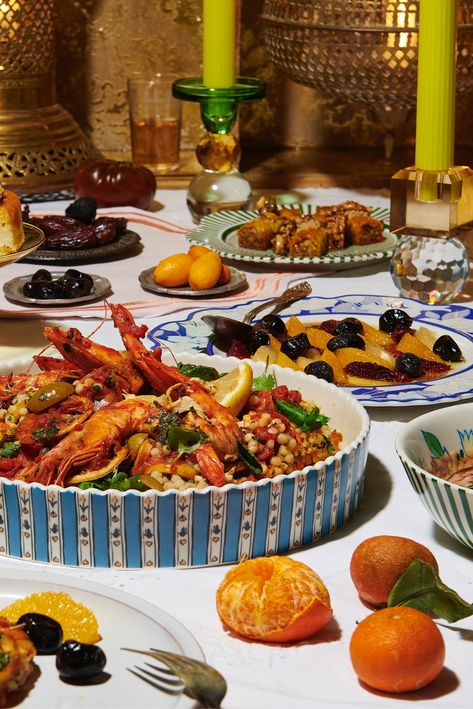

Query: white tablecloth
[0,187,471,709]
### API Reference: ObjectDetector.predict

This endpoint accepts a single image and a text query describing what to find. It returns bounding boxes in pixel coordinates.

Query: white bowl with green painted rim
[396,403,473,551]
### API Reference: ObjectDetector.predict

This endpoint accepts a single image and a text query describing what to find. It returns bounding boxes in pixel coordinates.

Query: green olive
[127,433,149,460]
[27,381,75,413]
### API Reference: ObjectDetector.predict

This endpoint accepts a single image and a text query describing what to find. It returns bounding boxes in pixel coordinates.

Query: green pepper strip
[275,399,329,431]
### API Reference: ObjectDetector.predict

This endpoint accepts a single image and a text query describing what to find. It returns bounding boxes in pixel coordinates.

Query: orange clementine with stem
[349,606,445,693]
[216,556,332,643]
[350,535,438,607]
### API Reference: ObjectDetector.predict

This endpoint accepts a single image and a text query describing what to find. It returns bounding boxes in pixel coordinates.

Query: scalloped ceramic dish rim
[2,353,371,499]
[395,401,473,495]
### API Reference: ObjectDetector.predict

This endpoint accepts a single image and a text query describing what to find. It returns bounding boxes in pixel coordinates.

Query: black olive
[31,269,52,282]
[327,334,365,352]
[379,309,413,333]
[280,332,311,361]
[56,640,106,680]
[395,353,423,378]
[244,328,271,355]
[57,276,88,298]
[18,613,63,654]
[257,313,287,339]
[65,197,97,225]
[332,317,363,336]
[64,269,83,280]
[304,361,334,382]
[433,335,463,362]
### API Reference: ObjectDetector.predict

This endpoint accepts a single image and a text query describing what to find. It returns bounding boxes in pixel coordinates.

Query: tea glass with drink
[127,75,181,173]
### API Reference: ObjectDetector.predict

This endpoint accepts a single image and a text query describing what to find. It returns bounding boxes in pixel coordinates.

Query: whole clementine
[350,606,445,693]
[216,556,332,643]
[350,535,438,607]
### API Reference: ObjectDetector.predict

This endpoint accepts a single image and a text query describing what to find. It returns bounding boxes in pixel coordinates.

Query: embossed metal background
[262,0,473,111]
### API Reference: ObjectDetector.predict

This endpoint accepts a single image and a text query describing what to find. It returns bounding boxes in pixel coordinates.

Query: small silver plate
[138,266,248,297]
[3,271,112,306]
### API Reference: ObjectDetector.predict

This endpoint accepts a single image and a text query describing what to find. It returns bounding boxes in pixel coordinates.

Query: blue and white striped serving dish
[0,354,370,568]
[396,402,473,551]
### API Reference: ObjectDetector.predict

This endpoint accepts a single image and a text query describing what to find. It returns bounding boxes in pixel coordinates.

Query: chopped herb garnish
[154,410,182,444]
[322,434,335,454]
[237,441,263,475]
[32,423,59,441]
[92,384,101,392]
[275,399,329,431]
[177,363,221,381]
[0,652,10,670]
[0,440,20,458]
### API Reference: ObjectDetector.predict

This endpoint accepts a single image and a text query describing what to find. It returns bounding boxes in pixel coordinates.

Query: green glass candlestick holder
[173,77,266,223]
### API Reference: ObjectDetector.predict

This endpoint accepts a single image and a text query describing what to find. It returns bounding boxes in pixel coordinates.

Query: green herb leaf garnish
[167,426,206,458]
[0,652,10,670]
[237,441,263,475]
[275,399,329,431]
[388,560,473,622]
[177,363,221,381]
[79,470,147,492]
[252,371,276,391]
[0,441,20,458]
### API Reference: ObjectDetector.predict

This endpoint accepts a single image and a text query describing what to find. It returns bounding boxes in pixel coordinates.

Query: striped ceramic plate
[186,205,395,271]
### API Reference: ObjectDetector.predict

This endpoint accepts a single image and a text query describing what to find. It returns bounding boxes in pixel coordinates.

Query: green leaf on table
[421,430,445,459]
[388,560,473,622]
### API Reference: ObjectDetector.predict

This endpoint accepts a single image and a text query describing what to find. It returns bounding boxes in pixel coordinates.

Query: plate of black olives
[148,293,473,407]
[3,268,112,306]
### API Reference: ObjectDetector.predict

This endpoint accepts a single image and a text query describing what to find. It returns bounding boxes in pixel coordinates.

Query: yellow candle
[203,0,236,88]
[415,0,457,171]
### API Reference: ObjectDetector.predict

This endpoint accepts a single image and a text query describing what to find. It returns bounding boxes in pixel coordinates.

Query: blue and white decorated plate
[186,206,395,271]
[147,293,473,408]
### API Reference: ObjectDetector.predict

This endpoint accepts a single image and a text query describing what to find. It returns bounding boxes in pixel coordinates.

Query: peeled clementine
[350,535,438,607]
[216,556,332,643]
[350,606,445,693]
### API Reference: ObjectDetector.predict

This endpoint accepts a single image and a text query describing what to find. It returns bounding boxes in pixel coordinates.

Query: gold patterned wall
[54,0,473,158]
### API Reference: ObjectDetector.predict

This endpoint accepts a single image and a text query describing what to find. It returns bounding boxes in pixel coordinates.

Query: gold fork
[122,647,227,708]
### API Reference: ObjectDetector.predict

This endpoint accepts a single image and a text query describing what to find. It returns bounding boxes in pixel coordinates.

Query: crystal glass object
[390,235,470,305]
[173,77,265,223]
[390,166,472,304]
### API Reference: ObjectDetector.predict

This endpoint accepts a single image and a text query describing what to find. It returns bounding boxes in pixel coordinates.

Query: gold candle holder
[0,0,98,194]
[390,166,472,304]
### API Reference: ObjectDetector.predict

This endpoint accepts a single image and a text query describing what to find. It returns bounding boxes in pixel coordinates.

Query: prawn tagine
[0,305,341,492]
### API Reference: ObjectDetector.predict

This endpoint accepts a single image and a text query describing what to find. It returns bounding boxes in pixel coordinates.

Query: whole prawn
[109,304,242,460]
[20,397,163,487]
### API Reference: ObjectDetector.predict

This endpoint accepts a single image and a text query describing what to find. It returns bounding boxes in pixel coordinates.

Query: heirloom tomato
[74,160,156,209]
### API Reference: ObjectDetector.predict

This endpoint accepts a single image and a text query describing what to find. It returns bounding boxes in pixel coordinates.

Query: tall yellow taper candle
[415,0,457,171]
[203,0,236,88]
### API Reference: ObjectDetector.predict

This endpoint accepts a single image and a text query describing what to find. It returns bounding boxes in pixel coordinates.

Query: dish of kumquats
[140,244,248,297]
[148,293,473,407]
[0,570,203,707]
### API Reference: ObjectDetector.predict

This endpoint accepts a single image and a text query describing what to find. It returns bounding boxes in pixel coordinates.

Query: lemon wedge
[213,362,253,416]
